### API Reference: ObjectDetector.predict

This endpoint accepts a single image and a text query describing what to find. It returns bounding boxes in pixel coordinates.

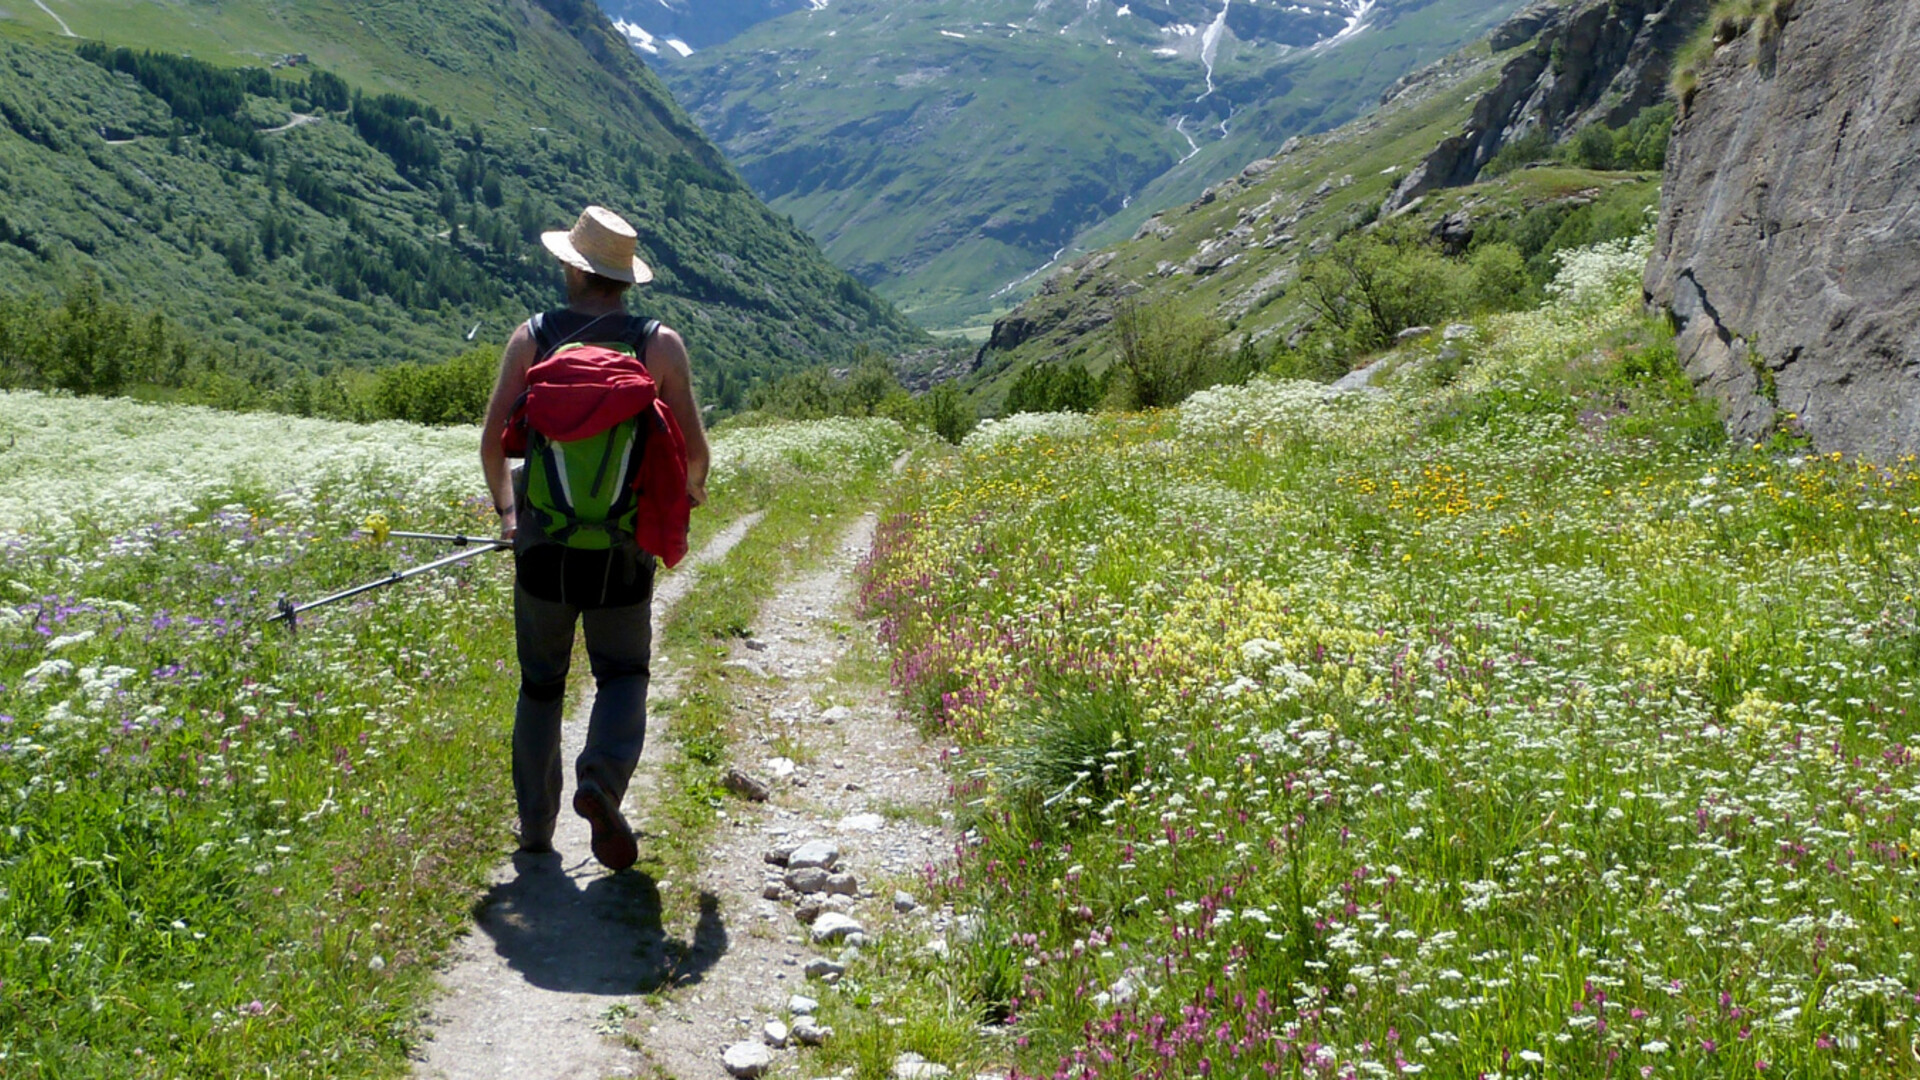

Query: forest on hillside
[0,37,921,409]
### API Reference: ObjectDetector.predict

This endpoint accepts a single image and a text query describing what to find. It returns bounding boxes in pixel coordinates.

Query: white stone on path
[788,994,818,1015]
[838,812,886,832]
[763,1019,790,1048]
[894,1051,952,1079]
[723,1040,773,1078]
[787,839,840,870]
[811,912,864,944]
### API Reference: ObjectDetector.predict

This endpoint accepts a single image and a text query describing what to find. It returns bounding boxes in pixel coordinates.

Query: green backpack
[523,332,653,551]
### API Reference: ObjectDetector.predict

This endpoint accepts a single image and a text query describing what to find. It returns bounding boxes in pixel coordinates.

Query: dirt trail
[260,112,321,135]
[415,512,764,1080]
[417,506,954,1079]
[33,0,75,38]
[626,512,953,1079]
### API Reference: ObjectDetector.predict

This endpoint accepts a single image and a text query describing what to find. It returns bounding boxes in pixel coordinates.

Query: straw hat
[541,205,653,284]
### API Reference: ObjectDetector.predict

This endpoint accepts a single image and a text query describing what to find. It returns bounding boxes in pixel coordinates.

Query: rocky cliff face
[1644,0,1920,457]
[1385,0,1708,210]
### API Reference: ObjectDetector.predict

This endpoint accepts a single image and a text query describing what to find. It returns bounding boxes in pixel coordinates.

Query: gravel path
[625,512,954,1079]
[415,512,766,1080]
[414,506,955,1079]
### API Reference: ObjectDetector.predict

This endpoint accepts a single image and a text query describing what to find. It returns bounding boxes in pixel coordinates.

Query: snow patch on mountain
[1315,0,1378,49]
[613,17,694,57]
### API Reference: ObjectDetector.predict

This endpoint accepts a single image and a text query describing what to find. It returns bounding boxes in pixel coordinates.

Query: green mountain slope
[660,0,1523,329]
[968,0,1703,407]
[0,0,922,399]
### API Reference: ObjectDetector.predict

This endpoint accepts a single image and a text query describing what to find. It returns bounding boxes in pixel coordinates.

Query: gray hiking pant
[511,575,654,836]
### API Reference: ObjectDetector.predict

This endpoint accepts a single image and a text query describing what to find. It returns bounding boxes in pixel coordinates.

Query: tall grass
[845,238,1920,1078]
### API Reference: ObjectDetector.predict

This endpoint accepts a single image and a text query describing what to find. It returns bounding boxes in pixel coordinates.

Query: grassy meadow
[0,394,910,1077]
[839,238,1920,1078]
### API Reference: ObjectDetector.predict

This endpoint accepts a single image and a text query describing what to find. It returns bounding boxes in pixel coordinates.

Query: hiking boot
[572,778,637,871]
[517,818,555,855]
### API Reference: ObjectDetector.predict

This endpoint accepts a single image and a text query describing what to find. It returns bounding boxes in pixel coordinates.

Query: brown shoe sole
[572,785,637,871]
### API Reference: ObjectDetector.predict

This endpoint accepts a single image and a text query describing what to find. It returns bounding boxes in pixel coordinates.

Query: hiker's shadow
[471,852,727,995]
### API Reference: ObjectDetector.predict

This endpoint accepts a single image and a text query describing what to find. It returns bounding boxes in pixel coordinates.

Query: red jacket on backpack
[501,345,691,568]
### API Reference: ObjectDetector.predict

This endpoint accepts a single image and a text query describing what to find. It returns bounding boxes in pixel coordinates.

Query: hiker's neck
[565,292,627,317]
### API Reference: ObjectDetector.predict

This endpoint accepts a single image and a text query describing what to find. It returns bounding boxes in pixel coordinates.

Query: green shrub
[1296,223,1466,354]
[743,349,976,442]
[369,346,496,425]
[1002,360,1103,416]
[924,383,977,445]
[1563,104,1675,172]
[1481,128,1553,177]
[1267,335,1354,383]
[1467,241,1534,312]
[1109,301,1227,410]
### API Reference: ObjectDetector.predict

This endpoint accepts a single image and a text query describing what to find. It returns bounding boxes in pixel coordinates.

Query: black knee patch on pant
[521,676,567,704]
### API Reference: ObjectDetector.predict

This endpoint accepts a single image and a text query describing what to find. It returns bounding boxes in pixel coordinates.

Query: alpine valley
[611,0,1529,328]
[0,0,922,404]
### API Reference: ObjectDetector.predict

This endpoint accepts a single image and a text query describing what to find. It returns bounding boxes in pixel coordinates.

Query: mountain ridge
[649,0,1524,328]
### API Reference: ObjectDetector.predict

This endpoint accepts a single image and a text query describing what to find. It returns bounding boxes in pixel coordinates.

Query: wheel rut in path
[627,511,955,1079]
[416,512,764,1080]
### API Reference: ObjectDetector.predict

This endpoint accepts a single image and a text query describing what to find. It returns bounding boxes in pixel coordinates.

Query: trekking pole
[387,530,505,547]
[269,539,509,628]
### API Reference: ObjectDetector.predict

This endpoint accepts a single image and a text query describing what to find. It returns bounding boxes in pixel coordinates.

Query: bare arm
[479,323,537,538]
[648,326,711,507]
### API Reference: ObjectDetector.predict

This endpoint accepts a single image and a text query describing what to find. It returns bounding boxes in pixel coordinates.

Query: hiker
[479,205,711,870]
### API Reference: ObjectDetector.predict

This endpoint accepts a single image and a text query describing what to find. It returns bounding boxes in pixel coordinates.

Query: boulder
[1645,0,1920,457]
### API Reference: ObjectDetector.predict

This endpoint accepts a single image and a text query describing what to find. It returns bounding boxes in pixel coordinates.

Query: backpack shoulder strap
[527,312,554,360]
[623,315,661,364]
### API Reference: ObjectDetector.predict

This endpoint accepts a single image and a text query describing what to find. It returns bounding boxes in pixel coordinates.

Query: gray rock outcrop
[1385,0,1711,211]
[1644,0,1920,456]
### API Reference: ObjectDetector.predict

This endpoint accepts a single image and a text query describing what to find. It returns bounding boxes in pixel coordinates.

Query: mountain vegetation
[656,0,1526,328]
[0,1,923,408]
[837,227,1920,1079]
[966,0,1702,413]
[0,390,916,1078]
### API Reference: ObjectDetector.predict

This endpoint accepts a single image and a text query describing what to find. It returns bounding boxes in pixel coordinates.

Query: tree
[924,383,975,445]
[1110,301,1223,410]
[1296,224,1464,354]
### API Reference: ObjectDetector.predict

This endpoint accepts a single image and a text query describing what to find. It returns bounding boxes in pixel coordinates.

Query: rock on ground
[722,1040,773,1077]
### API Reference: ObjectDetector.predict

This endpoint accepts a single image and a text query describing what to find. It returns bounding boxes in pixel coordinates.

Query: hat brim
[541,231,654,285]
